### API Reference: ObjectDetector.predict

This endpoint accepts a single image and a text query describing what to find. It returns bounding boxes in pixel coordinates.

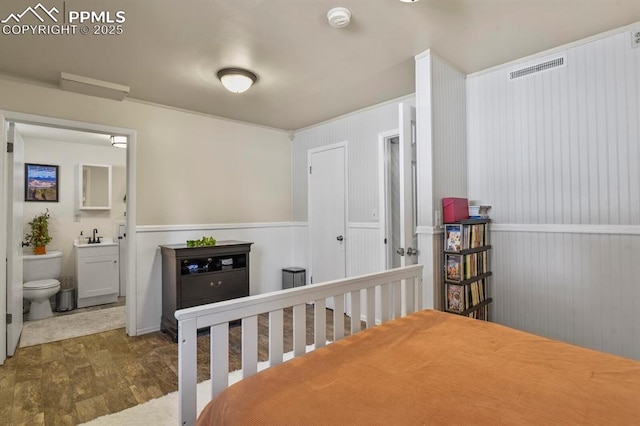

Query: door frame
[0,110,138,364]
[5,122,24,357]
[377,129,399,271]
[307,141,348,284]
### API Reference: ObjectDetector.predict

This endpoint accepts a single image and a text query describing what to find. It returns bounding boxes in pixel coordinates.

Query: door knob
[406,247,418,256]
[336,235,344,242]
[396,247,405,256]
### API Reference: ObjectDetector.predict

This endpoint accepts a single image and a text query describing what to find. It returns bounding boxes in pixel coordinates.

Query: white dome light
[217,68,258,94]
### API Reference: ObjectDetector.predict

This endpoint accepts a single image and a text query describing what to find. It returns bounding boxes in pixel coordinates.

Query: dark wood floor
[0,305,354,425]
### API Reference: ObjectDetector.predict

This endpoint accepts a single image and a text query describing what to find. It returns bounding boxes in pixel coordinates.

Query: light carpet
[83,360,276,425]
[81,373,235,425]
[81,347,314,425]
[19,305,126,348]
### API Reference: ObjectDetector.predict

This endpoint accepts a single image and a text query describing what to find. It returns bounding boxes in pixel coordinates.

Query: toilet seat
[24,279,60,290]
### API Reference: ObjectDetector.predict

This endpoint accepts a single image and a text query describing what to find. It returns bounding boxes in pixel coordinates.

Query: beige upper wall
[0,75,292,225]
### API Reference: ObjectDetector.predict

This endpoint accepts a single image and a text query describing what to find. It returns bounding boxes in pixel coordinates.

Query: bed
[175,265,640,425]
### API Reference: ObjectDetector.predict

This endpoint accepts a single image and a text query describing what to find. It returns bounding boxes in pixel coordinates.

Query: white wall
[0,74,292,336]
[0,75,292,226]
[415,50,468,309]
[466,25,640,359]
[22,138,126,280]
[293,98,410,223]
[135,223,296,334]
[291,97,415,283]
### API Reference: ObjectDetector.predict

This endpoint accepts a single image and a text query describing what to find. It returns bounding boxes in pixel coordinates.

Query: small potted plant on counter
[25,209,53,255]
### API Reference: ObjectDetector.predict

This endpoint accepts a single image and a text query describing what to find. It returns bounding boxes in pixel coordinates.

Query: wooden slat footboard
[175,265,424,426]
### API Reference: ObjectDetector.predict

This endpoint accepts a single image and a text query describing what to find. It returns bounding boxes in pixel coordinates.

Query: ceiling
[1,1,639,131]
[15,123,112,147]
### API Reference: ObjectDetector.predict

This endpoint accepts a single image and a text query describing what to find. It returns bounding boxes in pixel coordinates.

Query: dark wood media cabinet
[160,240,253,340]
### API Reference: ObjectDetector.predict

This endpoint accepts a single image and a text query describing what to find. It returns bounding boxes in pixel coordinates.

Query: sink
[74,237,117,247]
[75,239,119,308]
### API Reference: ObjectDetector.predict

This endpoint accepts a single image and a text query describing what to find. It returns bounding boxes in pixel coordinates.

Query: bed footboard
[175,264,424,426]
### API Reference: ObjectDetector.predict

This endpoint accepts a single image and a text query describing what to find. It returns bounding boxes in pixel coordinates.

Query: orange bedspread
[198,309,640,425]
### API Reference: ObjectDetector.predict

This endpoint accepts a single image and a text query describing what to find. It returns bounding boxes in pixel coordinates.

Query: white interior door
[397,103,417,314]
[382,136,403,270]
[6,122,24,356]
[309,143,346,286]
[0,115,7,364]
[399,103,417,267]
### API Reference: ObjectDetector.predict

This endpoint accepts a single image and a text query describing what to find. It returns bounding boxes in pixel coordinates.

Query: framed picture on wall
[25,163,59,202]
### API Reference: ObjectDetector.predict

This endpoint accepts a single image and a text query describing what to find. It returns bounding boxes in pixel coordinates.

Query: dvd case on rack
[445,224,462,252]
[446,283,465,313]
[445,254,462,282]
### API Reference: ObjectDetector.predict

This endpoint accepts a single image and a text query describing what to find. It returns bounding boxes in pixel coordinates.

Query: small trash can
[55,288,75,312]
[282,267,306,289]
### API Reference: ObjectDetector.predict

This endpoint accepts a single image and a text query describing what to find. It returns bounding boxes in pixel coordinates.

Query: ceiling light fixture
[217,68,258,94]
[399,0,420,2]
[110,135,127,149]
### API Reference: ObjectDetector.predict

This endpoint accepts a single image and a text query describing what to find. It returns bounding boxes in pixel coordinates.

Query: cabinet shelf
[449,218,491,225]
[444,245,492,255]
[443,219,492,321]
[459,298,493,316]
[180,253,247,275]
[160,240,253,341]
[444,271,492,286]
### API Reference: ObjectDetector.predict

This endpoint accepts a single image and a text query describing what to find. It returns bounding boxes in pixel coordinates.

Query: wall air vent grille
[509,57,565,80]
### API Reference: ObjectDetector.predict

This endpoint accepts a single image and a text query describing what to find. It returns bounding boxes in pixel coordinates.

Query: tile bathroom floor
[23,296,126,323]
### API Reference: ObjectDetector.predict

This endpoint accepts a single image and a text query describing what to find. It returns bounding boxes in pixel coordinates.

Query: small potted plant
[25,209,52,255]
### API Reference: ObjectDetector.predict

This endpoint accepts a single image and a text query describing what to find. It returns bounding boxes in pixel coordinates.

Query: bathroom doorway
[377,103,417,314]
[0,112,137,363]
[378,103,418,271]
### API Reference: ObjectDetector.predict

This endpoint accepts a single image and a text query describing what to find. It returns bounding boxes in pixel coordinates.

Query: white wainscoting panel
[466,26,640,360]
[347,223,384,277]
[417,227,443,310]
[347,223,384,320]
[491,229,640,360]
[291,222,308,283]
[134,223,296,335]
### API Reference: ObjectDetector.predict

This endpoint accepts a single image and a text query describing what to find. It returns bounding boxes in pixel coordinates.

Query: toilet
[23,250,62,321]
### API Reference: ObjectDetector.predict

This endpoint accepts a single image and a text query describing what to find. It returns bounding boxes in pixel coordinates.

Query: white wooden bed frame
[175,264,424,426]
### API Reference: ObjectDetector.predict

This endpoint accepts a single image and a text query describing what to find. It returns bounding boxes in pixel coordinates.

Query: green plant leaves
[186,236,216,248]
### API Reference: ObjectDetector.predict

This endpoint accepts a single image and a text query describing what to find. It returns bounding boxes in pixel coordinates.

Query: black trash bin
[55,288,75,312]
[282,267,306,289]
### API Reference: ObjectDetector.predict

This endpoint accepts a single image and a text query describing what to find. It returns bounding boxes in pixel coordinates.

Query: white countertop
[74,237,118,247]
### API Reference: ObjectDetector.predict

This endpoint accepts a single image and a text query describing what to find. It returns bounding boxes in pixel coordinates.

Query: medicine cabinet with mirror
[78,163,112,210]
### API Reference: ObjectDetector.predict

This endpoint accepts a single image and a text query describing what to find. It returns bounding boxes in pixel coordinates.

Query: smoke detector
[327,7,351,28]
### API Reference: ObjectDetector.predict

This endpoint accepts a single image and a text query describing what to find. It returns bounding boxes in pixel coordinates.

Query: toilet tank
[23,250,62,282]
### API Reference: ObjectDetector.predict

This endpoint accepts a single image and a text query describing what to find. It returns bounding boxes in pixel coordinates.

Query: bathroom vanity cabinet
[75,242,120,308]
[160,240,253,341]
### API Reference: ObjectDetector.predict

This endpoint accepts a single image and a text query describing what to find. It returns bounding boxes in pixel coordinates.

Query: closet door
[308,142,347,287]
